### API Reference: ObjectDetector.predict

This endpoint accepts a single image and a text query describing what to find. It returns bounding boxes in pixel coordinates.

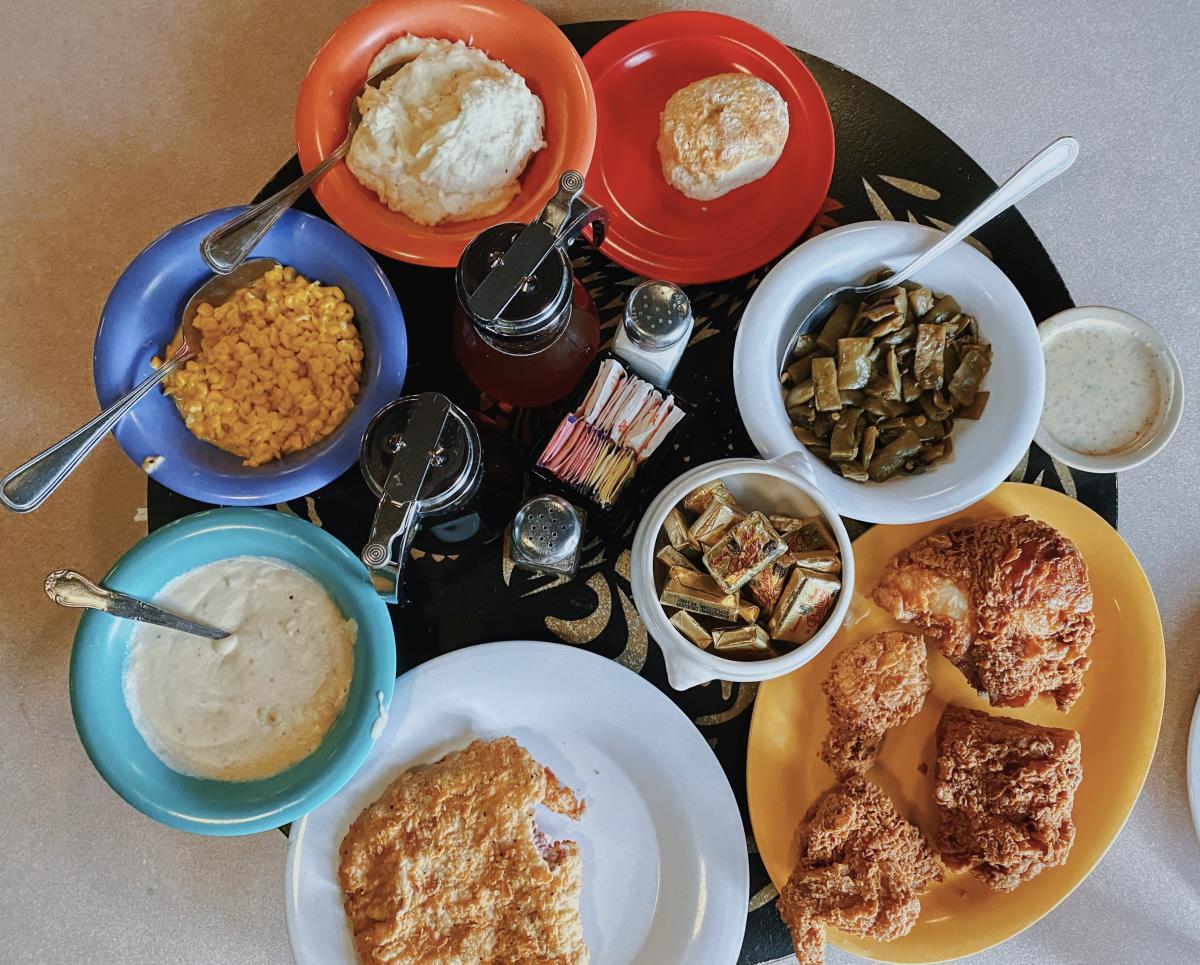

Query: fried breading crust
[934,704,1081,891]
[819,631,930,778]
[872,515,1094,710]
[777,779,942,965]
[339,737,587,964]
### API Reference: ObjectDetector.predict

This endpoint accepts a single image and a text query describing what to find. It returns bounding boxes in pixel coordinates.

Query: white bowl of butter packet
[631,458,854,690]
[1035,306,1184,473]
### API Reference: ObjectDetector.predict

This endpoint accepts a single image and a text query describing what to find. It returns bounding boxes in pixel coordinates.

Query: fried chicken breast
[872,515,1094,710]
[777,778,942,965]
[934,704,1081,891]
[819,631,930,779]
[339,737,587,965]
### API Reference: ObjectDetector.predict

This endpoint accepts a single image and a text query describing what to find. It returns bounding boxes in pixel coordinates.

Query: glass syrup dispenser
[359,392,522,602]
[452,171,607,408]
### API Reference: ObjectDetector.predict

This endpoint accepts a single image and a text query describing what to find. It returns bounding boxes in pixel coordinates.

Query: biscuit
[657,73,789,201]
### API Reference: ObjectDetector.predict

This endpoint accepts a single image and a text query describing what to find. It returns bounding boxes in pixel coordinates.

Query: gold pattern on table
[695,682,759,726]
[862,175,993,258]
[545,572,611,645]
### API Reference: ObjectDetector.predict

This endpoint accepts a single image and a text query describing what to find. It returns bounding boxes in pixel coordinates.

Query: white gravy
[123,556,355,782]
[1041,319,1164,456]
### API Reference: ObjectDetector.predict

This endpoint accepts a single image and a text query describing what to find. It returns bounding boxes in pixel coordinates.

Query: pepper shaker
[508,495,585,578]
[611,279,694,387]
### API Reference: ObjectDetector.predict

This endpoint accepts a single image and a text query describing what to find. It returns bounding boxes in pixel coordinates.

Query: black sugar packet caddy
[528,350,692,535]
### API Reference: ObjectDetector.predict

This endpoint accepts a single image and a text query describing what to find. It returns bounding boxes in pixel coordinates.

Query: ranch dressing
[1041,319,1164,456]
[123,557,355,782]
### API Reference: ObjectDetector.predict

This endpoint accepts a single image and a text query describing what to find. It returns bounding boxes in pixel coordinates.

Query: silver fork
[779,136,1079,372]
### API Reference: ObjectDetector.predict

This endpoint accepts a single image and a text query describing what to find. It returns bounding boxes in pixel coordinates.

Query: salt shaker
[611,279,694,387]
[508,495,585,578]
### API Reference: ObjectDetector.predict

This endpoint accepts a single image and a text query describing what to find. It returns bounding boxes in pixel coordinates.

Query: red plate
[583,12,835,284]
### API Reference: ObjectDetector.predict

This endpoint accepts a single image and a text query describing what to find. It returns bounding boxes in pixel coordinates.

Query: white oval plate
[1189,694,1200,845]
[285,641,749,965]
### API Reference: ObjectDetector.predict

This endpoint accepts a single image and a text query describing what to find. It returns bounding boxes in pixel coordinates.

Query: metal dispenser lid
[358,393,482,602]
[457,171,607,340]
[361,395,481,516]
[623,280,693,350]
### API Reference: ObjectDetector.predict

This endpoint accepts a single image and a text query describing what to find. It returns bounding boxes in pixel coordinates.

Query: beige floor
[1,1,1197,963]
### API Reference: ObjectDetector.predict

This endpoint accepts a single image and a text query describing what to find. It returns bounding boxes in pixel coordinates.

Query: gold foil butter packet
[712,624,773,658]
[663,507,701,553]
[689,499,745,547]
[737,600,761,624]
[656,544,699,572]
[768,567,841,645]
[787,517,837,552]
[669,610,712,650]
[746,561,791,612]
[659,576,742,622]
[702,511,788,594]
[785,547,842,573]
[682,479,734,516]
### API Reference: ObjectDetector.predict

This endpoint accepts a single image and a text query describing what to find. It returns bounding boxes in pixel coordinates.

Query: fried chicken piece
[339,737,588,965]
[872,515,1094,710]
[819,631,930,778]
[934,704,1081,891]
[777,778,942,965]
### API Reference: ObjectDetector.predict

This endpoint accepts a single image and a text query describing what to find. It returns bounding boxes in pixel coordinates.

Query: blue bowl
[69,508,396,835]
[94,206,407,505]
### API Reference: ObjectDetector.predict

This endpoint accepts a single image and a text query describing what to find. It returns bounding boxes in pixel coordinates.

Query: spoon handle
[200,144,349,275]
[873,136,1079,292]
[0,354,184,514]
[44,570,230,640]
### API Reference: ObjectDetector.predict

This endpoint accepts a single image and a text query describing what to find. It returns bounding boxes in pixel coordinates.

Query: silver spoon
[780,136,1079,372]
[45,570,231,641]
[0,258,276,513]
[200,61,407,275]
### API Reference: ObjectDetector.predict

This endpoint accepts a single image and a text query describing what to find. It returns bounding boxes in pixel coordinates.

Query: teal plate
[69,508,396,835]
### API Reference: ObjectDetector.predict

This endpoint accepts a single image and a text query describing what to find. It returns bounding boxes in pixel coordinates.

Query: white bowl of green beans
[733,221,1044,524]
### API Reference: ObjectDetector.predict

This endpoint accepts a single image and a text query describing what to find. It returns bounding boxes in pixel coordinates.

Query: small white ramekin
[630,457,855,690]
[1035,306,1184,473]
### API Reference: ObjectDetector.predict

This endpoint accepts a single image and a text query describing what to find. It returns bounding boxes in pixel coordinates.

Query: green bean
[812,357,843,411]
[837,338,874,389]
[785,380,814,407]
[790,333,818,359]
[956,390,989,420]
[860,425,879,467]
[914,323,947,388]
[862,397,908,419]
[786,356,814,384]
[868,430,923,482]
[907,287,935,318]
[829,408,862,462]
[879,324,916,346]
[816,302,855,353]
[920,295,961,326]
[839,463,870,482]
[948,348,991,405]
[791,424,820,445]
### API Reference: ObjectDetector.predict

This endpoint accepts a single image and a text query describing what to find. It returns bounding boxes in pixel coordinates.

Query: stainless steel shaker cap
[510,494,582,566]
[623,280,692,350]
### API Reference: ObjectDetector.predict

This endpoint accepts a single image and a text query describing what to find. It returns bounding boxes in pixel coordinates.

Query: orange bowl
[295,0,596,267]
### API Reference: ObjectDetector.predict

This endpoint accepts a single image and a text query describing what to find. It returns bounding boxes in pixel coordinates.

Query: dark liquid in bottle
[452,280,600,408]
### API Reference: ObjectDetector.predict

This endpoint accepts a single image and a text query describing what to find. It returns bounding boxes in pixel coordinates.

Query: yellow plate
[746,483,1164,963]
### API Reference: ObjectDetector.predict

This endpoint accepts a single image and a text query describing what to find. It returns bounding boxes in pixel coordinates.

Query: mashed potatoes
[347,36,546,226]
